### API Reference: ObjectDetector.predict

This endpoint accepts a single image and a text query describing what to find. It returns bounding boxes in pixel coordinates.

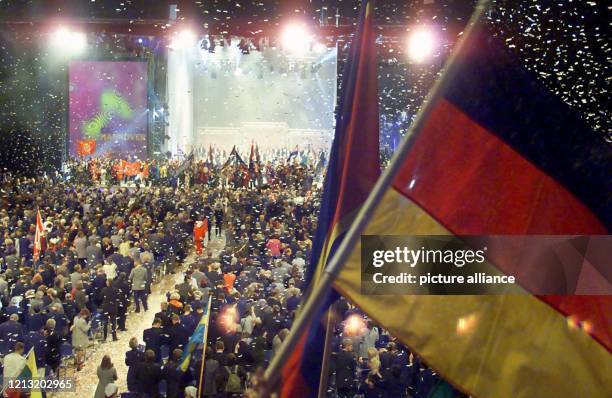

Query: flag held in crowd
[33,209,44,261]
[179,298,212,372]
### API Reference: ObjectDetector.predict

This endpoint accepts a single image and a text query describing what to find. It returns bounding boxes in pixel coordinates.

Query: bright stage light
[407,27,436,63]
[171,29,197,50]
[343,314,366,336]
[281,23,313,54]
[50,27,86,55]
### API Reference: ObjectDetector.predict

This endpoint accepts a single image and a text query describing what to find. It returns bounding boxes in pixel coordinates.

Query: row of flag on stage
[275,1,610,397]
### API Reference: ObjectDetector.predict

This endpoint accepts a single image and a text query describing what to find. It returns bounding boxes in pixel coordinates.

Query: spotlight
[50,27,86,55]
[407,27,437,63]
[171,29,196,50]
[137,37,144,44]
[281,23,313,54]
[343,314,365,336]
[234,67,243,76]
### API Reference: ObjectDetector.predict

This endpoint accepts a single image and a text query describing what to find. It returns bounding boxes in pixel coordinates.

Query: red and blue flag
[278,1,380,396]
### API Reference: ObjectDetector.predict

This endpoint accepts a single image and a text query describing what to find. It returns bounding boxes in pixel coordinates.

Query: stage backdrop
[68,60,148,159]
[167,39,337,156]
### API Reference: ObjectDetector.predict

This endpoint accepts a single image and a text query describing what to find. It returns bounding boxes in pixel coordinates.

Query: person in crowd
[185,386,198,398]
[94,355,118,398]
[358,347,385,398]
[143,317,167,363]
[100,279,119,341]
[2,342,27,397]
[181,304,198,335]
[220,353,247,397]
[71,308,91,371]
[0,313,24,355]
[23,325,46,368]
[125,337,144,392]
[113,272,130,331]
[162,348,191,398]
[272,328,289,358]
[198,346,220,397]
[129,259,149,313]
[135,349,162,398]
[44,318,62,375]
[332,339,357,398]
[155,301,172,331]
[168,314,190,353]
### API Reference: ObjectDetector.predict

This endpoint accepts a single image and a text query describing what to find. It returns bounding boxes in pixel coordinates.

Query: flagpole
[317,310,336,398]
[197,297,213,396]
[261,1,490,394]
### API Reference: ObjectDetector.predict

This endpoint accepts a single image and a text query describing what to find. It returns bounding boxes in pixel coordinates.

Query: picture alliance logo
[371,246,488,268]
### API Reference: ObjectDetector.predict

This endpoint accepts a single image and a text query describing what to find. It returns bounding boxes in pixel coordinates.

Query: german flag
[331,5,610,398]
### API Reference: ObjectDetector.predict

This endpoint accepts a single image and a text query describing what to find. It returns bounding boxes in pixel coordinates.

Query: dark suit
[114,278,130,331]
[154,310,172,331]
[168,323,190,352]
[236,340,255,369]
[46,330,61,372]
[143,326,167,362]
[125,348,144,392]
[0,319,24,355]
[331,350,356,398]
[162,360,191,398]
[135,362,162,397]
[100,285,118,340]
[25,312,47,332]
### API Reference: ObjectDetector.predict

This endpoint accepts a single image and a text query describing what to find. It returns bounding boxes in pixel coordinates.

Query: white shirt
[103,262,117,280]
[3,352,26,381]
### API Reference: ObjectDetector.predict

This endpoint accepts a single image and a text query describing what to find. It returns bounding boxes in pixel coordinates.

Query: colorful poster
[69,60,148,159]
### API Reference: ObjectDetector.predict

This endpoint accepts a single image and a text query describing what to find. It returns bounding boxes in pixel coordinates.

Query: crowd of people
[0,153,457,398]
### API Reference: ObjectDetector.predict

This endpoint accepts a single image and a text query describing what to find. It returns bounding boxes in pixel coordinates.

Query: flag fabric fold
[33,210,44,261]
